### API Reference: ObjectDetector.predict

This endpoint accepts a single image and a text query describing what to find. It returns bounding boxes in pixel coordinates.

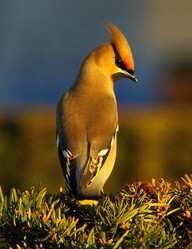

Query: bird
[56,22,137,200]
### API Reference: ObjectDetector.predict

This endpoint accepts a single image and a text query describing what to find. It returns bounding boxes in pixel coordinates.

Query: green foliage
[0,176,192,248]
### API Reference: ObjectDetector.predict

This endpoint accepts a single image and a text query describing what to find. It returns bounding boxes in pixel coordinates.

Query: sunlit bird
[56,22,137,200]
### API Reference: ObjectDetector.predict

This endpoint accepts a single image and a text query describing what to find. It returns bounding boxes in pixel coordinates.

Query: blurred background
[0,0,192,195]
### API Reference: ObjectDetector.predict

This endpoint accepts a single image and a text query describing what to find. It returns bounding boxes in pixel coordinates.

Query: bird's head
[106,22,137,82]
[86,22,137,83]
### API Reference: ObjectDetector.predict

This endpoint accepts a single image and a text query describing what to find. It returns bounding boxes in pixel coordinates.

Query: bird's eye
[115,57,123,67]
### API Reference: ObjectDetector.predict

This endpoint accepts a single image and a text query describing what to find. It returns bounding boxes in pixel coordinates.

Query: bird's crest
[106,22,134,71]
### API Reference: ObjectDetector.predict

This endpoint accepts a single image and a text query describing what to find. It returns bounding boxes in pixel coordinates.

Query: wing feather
[57,132,77,196]
[80,131,117,189]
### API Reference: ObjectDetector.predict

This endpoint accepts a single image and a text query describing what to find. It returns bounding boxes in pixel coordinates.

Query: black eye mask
[112,43,135,76]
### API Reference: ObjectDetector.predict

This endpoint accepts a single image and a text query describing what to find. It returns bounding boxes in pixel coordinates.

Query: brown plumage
[56,22,137,199]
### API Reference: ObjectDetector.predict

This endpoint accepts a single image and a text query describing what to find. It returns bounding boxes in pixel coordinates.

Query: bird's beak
[125,71,138,82]
[130,74,138,83]
[112,70,138,82]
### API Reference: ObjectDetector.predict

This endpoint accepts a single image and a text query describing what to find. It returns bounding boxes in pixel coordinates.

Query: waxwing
[56,22,137,199]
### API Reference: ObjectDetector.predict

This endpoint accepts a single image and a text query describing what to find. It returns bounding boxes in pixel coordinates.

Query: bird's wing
[79,125,119,190]
[56,124,118,193]
[56,93,87,196]
[56,132,79,195]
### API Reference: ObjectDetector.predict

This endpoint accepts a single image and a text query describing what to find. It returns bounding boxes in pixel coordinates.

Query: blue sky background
[0,0,191,109]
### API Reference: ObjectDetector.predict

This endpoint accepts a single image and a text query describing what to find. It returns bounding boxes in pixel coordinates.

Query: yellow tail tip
[78,199,99,206]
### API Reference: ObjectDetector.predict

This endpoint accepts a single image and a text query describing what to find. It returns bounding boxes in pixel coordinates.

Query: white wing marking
[98,148,108,157]
[62,149,73,158]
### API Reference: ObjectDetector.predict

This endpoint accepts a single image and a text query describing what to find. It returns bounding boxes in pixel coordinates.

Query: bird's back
[57,88,118,152]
